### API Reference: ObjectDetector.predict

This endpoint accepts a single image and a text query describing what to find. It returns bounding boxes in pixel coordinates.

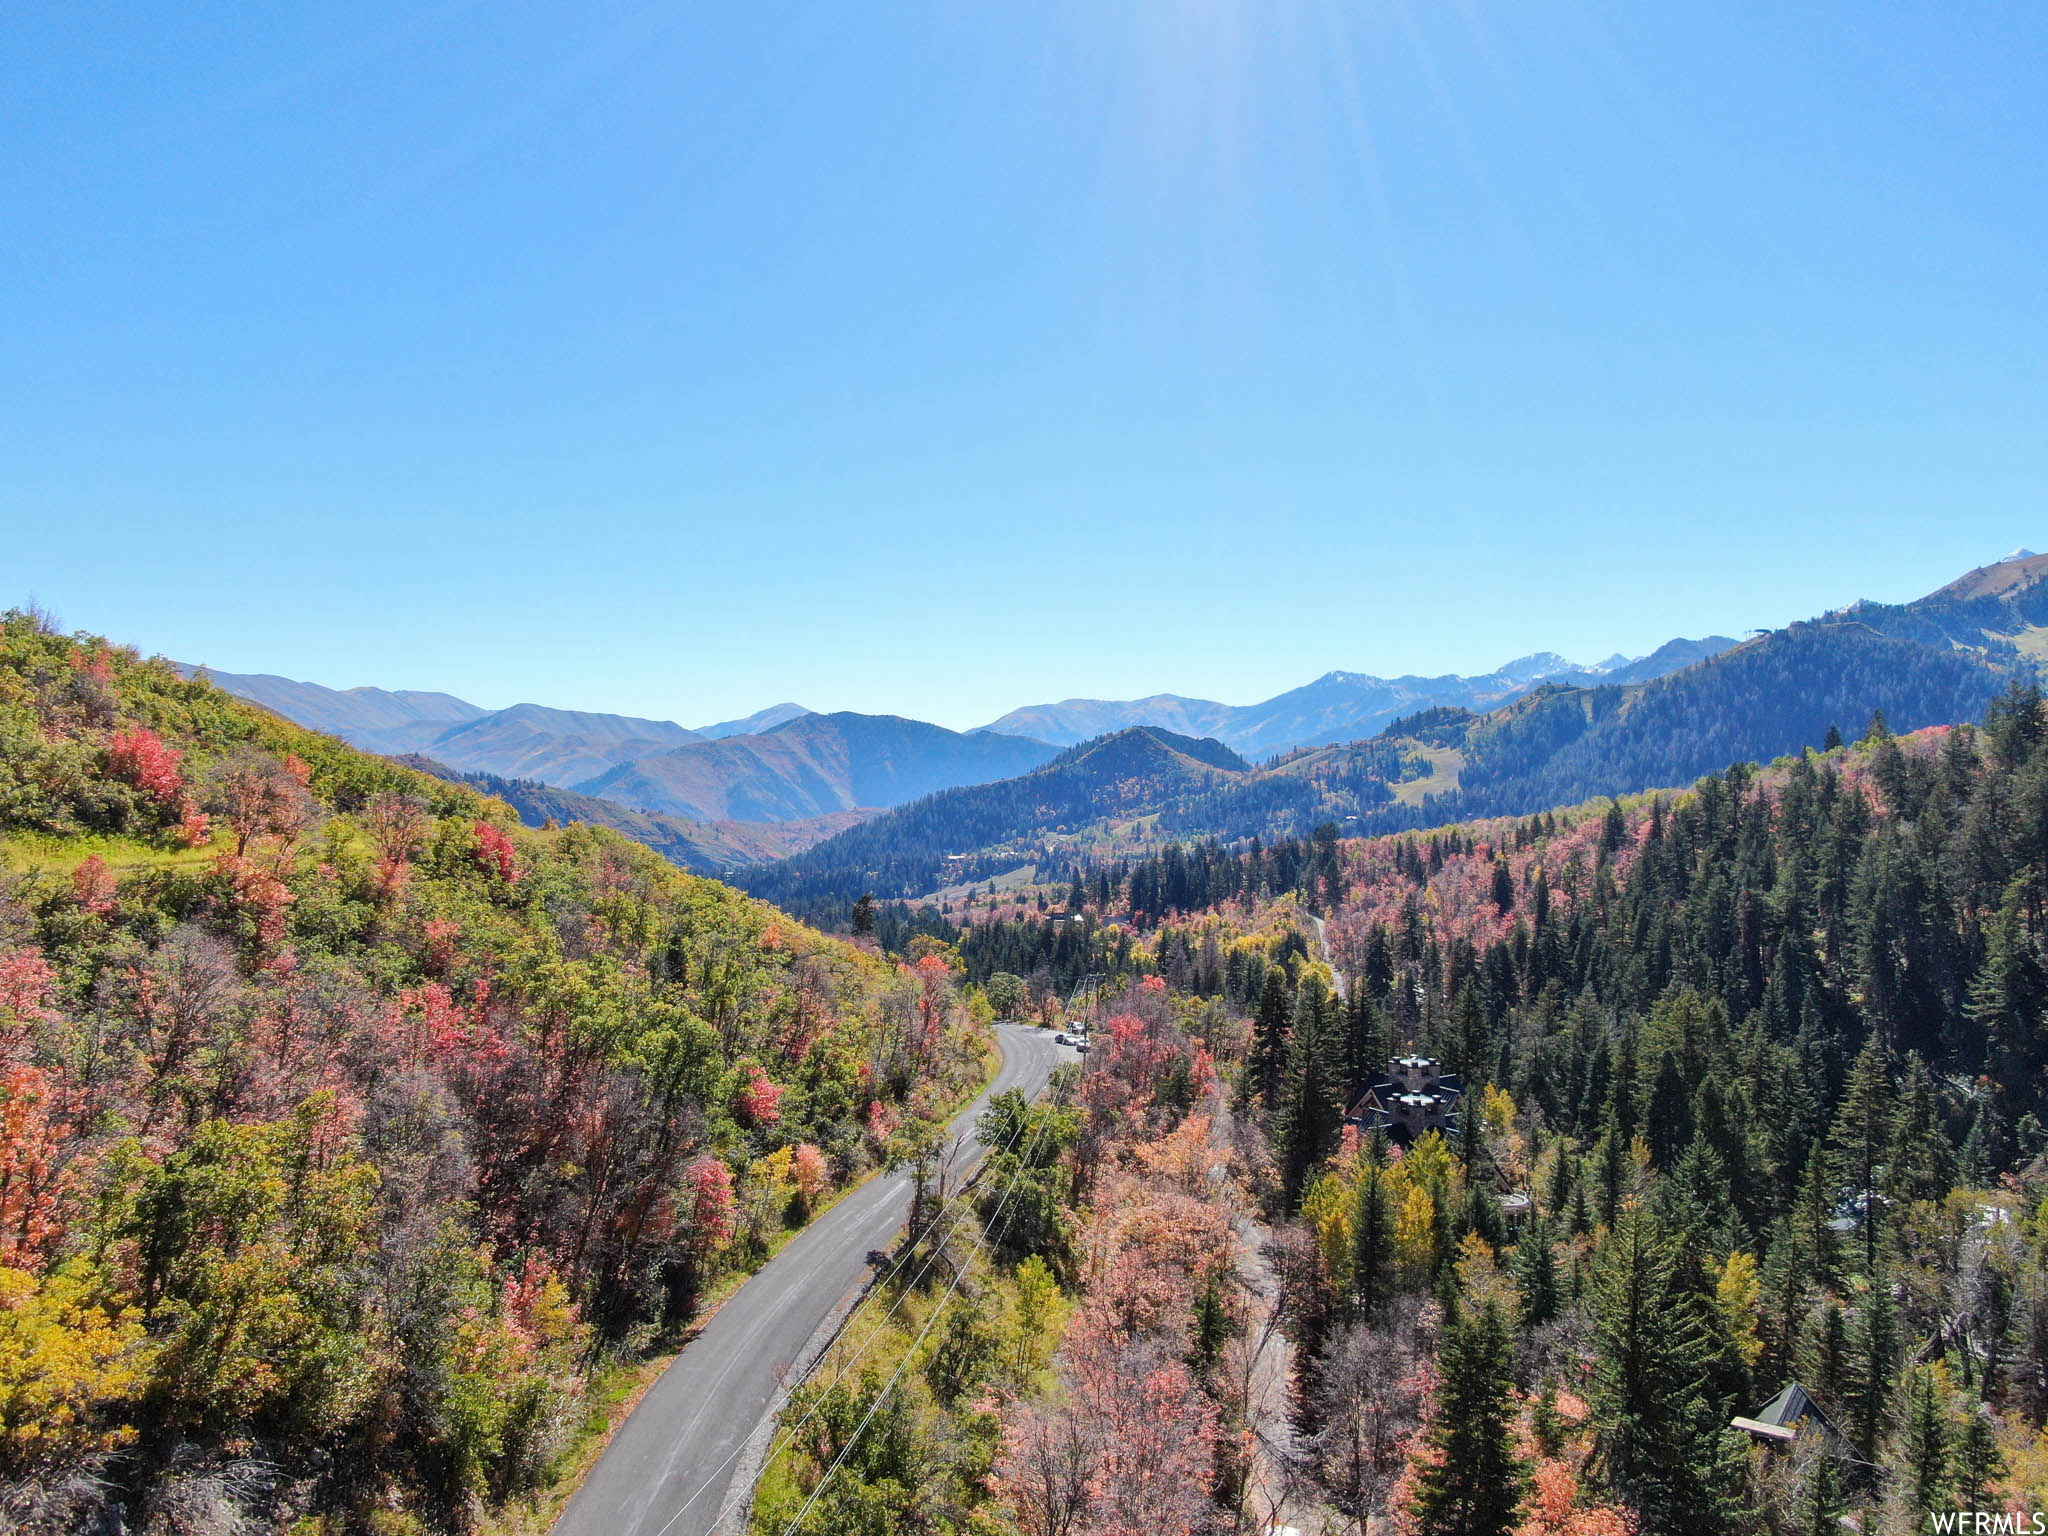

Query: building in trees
[1730,1381,1860,1469]
[1346,1055,1465,1146]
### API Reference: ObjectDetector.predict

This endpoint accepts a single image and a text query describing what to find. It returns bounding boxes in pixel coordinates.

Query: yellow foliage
[1395,1183,1437,1272]
[1997,1419,2048,1511]
[1456,1230,1520,1318]
[1404,1129,1456,1191]
[0,1258,151,1471]
[754,1145,795,1197]
[1300,1172,1353,1280]
[1480,1084,1517,1140]
[1714,1251,1763,1368]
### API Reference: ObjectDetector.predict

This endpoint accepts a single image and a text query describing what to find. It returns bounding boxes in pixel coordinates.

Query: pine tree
[1451,980,1487,1078]
[1351,1154,1394,1320]
[1596,1110,1630,1229]
[1966,876,2045,1082]
[1408,1300,1525,1536]
[1275,980,1341,1208]
[1847,1279,1898,1459]
[1544,1142,1575,1217]
[1588,1207,1739,1535]
[1828,1034,1891,1276]
[1951,1398,2002,1508]
[1958,1103,1996,1188]
[1757,1220,1808,1385]
[1898,1365,1947,1512]
[1245,968,1291,1114]
[1514,1214,1560,1328]
[1795,1147,1841,1295]
[1797,1452,1844,1536]
[1362,923,1394,1001]
[1805,1300,1849,1408]
[1885,1052,1955,1205]
[1341,987,1385,1109]
[1645,1050,1691,1169]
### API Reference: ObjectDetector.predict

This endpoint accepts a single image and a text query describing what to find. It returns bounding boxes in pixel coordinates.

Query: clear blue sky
[4,3,2043,729]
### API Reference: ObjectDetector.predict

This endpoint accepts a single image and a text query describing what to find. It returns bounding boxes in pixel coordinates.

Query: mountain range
[180,550,2048,895]
[392,757,873,872]
[740,552,2048,915]
[183,636,1728,818]
[973,637,1735,759]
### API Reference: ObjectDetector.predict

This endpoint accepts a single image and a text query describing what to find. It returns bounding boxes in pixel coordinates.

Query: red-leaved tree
[474,821,520,885]
[107,726,184,807]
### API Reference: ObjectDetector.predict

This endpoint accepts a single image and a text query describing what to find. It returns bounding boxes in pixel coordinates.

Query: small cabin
[1732,1382,1854,1461]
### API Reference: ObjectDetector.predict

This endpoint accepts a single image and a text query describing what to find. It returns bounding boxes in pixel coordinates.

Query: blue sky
[4,2,2043,730]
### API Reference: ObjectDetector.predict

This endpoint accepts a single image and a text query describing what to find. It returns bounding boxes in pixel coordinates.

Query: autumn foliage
[0,613,990,1532]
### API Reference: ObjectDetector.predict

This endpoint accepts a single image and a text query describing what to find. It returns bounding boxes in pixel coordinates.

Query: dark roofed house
[1346,1055,1464,1146]
[1732,1382,1855,1461]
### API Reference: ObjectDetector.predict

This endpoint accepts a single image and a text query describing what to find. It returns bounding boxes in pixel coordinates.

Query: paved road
[553,1022,1069,1536]
[1309,912,1348,1000]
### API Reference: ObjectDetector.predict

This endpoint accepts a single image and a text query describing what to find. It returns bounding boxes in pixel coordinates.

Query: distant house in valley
[1346,1055,1464,1146]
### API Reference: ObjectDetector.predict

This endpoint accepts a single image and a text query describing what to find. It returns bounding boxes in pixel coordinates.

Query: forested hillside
[740,727,1252,916]
[0,613,990,1533]
[749,610,2013,919]
[915,695,2048,1532]
[396,756,871,874]
[578,710,1057,823]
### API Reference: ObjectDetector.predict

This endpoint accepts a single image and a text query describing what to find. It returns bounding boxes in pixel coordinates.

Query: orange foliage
[0,1067,67,1265]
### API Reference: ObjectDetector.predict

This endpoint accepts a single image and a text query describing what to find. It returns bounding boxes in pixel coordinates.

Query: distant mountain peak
[1930,550,2048,604]
[1491,652,1581,683]
[695,702,811,740]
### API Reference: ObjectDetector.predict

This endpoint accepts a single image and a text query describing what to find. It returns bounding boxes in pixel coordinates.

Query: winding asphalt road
[553,1022,1069,1536]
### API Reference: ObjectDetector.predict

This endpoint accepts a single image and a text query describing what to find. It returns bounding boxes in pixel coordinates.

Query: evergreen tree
[1796,1452,1845,1536]
[1951,1399,2003,1508]
[1408,1301,1525,1536]
[1514,1214,1560,1328]
[1351,1154,1394,1320]
[1275,980,1342,1208]
[1958,1103,1997,1188]
[1244,968,1292,1114]
[1898,1364,1948,1513]
[1795,1147,1841,1295]
[1544,1144,1575,1218]
[1756,1220,1808,1385]
[1596,1110,1631,1229]
[1588,1207,1738,1535]
[1804,1300,1849,1409]
[1362,923,1394,1001]
[1451,979,1488,1078]
[1340,987,1385,1108]
[1847,1279,1898,1459]
[1885,1052,1955,1205]
[1965,876,2045,1086]
[1645,1050,1691,1169]
[1827,1034,1891,1276]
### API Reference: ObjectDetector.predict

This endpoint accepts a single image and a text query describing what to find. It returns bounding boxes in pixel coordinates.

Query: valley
[13,550,2048,1536]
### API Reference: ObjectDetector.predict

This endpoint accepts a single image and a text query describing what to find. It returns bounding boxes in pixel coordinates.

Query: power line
[773,1069,1074,1536]
[640,1046,1063,1536]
